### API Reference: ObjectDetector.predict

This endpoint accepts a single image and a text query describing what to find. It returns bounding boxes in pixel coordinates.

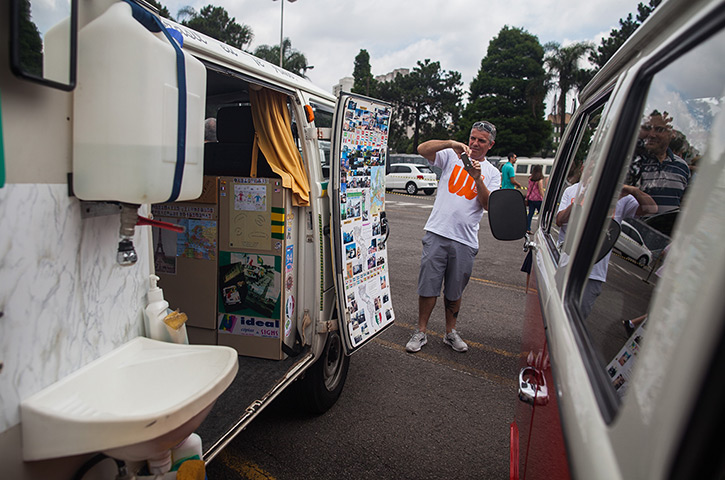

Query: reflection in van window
[579,25,725,404]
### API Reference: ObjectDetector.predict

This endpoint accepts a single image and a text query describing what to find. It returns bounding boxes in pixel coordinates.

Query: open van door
[330,93,395,354]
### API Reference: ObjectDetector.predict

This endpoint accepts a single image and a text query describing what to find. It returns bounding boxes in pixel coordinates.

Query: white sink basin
[21,337,238,462]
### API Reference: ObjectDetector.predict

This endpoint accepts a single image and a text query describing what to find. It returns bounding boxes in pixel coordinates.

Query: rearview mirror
[488,189,527,241]
[10,0,77,90]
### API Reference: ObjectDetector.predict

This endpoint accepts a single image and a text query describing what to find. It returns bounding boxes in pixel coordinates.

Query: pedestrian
[525,164,545,233]
[405,121,501,353]
[501,152,522,189]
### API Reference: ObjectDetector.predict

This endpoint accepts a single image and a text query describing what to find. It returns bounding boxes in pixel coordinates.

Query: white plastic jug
[73,2,205,204]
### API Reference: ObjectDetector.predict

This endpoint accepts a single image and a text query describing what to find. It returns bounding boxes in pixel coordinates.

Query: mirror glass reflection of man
[629,110,690,213]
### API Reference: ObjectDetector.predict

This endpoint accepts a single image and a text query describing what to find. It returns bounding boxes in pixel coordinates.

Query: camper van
[1,1,395,478]
[488,0,725,477]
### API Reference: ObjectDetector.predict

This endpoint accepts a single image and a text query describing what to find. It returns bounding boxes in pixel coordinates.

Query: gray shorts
[417,231,478,301]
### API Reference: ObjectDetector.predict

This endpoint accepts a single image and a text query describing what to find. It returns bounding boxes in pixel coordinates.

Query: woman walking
[526,165,545,234]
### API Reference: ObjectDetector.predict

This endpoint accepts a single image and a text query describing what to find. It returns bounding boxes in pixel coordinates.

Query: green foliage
[253,38,312,78]
[181,5,253,50]
[590,0,662,69]
[461,26,552,156]
[375,60,464,152]
[352,50,378,97]
[146,0,172,19]
[16,0,43,77]
[544,41,592,139]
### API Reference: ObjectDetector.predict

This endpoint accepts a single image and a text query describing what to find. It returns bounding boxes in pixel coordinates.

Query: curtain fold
[249,88,310,206]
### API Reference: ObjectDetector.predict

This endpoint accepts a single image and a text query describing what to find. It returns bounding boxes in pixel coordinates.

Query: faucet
[117,203,140,266]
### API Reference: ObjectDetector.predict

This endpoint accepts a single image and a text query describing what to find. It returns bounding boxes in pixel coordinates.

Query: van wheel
[424,188,435,196]
[637,255,649,267]
[406,182,418,195]
[298,330,350,414]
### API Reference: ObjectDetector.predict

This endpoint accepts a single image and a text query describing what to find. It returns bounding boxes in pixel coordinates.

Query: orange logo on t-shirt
[448,165,482,200]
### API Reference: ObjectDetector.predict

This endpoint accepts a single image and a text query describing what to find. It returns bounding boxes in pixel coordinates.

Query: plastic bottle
[73,1,205,204]
[170,433,203,471]
[144,275,170,342]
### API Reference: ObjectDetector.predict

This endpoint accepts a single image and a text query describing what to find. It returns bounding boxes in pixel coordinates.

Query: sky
[160,0,643,103]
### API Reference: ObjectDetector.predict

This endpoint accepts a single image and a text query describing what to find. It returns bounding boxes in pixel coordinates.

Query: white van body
[1,1,395,478]
[488,0,725,478]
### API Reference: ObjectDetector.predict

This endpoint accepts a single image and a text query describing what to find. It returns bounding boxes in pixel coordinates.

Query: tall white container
[73,2,205,204]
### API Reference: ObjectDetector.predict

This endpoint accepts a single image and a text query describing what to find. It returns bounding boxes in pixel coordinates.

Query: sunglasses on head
[473,121,496,134]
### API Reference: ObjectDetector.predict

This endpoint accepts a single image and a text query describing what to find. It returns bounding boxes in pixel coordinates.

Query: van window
[572,24,725,413]
[544,100,609,254]
[516,164,528,174]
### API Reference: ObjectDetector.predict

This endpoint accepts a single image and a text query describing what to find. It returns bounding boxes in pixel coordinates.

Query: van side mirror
[488,189,527,241]
[10,0,77,90]
[595,218,621,263]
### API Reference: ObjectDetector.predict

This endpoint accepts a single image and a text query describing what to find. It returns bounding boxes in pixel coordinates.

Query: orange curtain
[249,88,310,206]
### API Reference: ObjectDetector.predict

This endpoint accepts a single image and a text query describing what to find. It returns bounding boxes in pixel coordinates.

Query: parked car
[388,153,442,179]
[615,219,652,267]
[385,163,438,195]
[488,0,725,478]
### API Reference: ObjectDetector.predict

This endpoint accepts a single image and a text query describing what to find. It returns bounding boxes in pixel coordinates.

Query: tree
[352,50,378,97]
[544,41,592,141]
[460,26,552,156]
[181,5,253,50]
[16,0,43,77]
[253,38,313,77]
[590,0,662,70]
[377,60,464,151]
[146,0,172,19]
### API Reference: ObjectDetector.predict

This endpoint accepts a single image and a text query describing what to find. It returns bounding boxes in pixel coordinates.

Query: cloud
[162,0,644,93]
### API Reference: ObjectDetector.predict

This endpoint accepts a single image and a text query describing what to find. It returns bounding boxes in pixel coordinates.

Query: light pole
[273,0,297,68]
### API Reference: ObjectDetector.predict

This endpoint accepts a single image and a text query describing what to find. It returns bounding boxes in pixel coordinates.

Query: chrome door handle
[518,366,549,406]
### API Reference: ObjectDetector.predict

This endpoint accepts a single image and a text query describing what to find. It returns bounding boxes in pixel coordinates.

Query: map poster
[335,95,395,350]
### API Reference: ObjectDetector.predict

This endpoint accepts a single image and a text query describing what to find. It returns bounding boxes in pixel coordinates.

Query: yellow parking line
[218,450,277,480]
[469,276,533,294]
[373,337,517,389]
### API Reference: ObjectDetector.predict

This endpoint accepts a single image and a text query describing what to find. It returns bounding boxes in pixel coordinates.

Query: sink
[21,337,238,462]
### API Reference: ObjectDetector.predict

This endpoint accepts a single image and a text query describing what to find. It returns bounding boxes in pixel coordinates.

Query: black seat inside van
[204,105,279,178]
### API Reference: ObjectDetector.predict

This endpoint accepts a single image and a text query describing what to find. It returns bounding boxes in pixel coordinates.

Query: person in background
[526,164,545,234]
[405,121,501,354]
[557,183,657,318]
[501,152,522,189]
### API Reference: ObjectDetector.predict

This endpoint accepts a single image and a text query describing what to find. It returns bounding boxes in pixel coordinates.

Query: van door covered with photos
[330,93,396,353]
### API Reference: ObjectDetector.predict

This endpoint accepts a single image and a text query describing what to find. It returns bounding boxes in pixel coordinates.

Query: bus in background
[511,157,554,187]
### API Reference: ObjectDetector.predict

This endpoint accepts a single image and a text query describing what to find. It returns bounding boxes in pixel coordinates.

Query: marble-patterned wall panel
[0,184,151,431]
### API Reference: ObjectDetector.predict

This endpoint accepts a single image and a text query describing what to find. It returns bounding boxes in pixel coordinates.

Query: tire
[423,188,435,196]
[405,182,418,195]
[297,330,350,414]
[637,255,649,267]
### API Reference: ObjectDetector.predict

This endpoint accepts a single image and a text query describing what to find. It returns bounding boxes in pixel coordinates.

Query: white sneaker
[443,329,468,352]
[406,330,427,353]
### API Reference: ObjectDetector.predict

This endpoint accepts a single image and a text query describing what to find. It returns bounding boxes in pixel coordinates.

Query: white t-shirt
[424,148,501,249]
[557,183,640,281]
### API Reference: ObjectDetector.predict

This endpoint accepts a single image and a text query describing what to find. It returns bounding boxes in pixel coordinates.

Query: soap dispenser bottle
[144,274,170,342]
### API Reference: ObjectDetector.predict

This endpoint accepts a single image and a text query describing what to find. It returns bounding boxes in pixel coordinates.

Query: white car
[385,163,437,195]
[615,219,652,267]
